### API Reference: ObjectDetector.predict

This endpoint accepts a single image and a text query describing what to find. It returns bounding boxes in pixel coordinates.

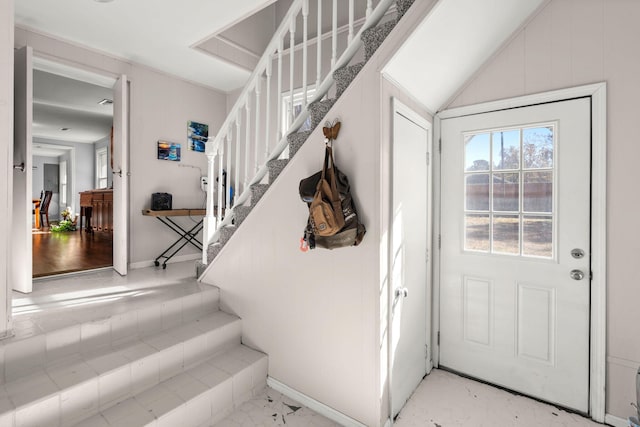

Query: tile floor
[10,263,610,427]
[394,369,604,427]
[213,387,339,427]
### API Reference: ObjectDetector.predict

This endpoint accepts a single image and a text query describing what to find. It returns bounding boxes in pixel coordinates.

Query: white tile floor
[213,387,339,427]
[10,264,610,427]
[394,369,604,427]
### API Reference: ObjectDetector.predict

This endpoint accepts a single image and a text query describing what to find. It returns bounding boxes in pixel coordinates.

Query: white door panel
[12,46,33,294]
[391,104,430,417]
[440,98,590,412]
[112,76,128,275]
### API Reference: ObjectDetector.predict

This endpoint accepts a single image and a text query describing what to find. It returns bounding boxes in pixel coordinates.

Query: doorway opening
[31,59,115,278]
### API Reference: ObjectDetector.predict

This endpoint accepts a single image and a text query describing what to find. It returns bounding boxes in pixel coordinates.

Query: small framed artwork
[157,140,181,161]
[188,120,208,152]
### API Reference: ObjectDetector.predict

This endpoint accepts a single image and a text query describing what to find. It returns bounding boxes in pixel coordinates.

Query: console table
[142,209,207,269]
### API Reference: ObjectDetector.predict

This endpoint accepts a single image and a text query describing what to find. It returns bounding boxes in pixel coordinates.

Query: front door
[439,98,591,412]
[391,101,431,417]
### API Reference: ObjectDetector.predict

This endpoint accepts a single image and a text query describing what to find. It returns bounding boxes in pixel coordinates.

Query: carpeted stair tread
[288,131,312,159]
[250,184,270,206]
[218,225,237,246]
[308,98,337,130]
[233,205,253,227]
[396,0,415,21]
[334,62,365,99]
[267,159,289,183]
[362,20,396,61]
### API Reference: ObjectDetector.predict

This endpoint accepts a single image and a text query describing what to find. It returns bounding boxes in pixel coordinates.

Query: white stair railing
[203,0,397,264]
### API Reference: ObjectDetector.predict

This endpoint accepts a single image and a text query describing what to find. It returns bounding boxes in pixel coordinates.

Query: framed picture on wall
[157,140,181,161]
[188,120,208,152]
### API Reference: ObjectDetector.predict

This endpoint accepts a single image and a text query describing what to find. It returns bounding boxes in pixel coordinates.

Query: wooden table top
[142,209,207,217]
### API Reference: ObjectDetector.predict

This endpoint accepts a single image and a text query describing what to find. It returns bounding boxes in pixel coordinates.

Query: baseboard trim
[267,377,368,427]
[605,413,629,427]
[129,253,200,270]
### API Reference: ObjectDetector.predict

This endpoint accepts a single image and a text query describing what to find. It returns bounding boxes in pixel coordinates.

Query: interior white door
[391,103,430,417]
[439,98,591,412]
[112,75,128,275]
[12,46,33,294]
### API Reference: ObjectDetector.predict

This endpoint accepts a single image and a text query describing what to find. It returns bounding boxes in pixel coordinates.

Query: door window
[463,124,555,258]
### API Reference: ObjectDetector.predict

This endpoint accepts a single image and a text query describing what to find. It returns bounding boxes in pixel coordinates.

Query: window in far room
[59,160,67,205]
[96,147,108,189]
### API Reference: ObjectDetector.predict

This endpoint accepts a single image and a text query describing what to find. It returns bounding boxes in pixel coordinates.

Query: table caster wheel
[154,261,159,267]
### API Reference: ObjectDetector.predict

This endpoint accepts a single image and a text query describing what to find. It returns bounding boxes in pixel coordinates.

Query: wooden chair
[33,190,43,229]
[40,190,53,228]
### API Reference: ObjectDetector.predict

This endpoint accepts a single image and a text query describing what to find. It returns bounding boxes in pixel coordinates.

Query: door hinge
[438,138,442,153]
[426,151,430,166]
[438,234,441,249]
[425,344,429,359]
[437,331,440,345]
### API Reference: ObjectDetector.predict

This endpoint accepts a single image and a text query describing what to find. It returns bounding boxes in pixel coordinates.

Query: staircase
[199,0,415,273]
[0,280,267,426]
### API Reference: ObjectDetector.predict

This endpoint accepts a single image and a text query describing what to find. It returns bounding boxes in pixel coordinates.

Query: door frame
[432,83,607,422]
[387,98,433,421]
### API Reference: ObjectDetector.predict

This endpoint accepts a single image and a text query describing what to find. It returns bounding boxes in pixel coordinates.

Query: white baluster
[234,114,241,205]
[226,128,232,211]
[254,78,261,171]
[265,56,272,159]
[302,0,309,108]
[366,0,373,19]
[289,17,296,126]
[216,139,224,227]
[348,0,354,44]
[316,0,322,90]
[331,0,337,67]
[244,101,251,188]
[277,39,284,142]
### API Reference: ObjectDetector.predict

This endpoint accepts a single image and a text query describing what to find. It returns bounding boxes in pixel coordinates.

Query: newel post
[203,139,218,264]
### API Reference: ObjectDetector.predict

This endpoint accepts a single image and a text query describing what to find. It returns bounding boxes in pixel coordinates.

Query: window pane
[493,172,519,212]
[523,171,552,213]
[465,133,490,172]
[523,126,553,169]
[523,215,552,258]
[465,174,489,211]
[493,215,519,255]
[465,214,490,252]
[492,130,520,170]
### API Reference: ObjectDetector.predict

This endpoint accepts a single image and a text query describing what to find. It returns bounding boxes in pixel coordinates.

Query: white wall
[0,0,14,336]
[445,0,640,419]
[15,28,228,266]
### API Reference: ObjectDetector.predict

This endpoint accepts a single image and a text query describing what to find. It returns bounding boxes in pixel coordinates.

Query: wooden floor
[32,228,113,278]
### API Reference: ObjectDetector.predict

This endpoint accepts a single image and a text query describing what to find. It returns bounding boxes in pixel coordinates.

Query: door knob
[395,288,409,298]
[570,269,585,280]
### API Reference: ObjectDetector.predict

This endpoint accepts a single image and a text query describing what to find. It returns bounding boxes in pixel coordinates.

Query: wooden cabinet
[79,189,113,232]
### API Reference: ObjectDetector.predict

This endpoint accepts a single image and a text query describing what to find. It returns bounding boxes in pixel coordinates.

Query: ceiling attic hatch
[192,0,377,73]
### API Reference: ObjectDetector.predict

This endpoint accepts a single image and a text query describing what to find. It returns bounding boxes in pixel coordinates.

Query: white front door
[439,98,591,413]
[12,46,33,294]
[112,75,129,275]
[391,101,431,417]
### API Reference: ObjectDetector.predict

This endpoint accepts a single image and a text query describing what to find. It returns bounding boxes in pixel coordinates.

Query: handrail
[202,0,397,263]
